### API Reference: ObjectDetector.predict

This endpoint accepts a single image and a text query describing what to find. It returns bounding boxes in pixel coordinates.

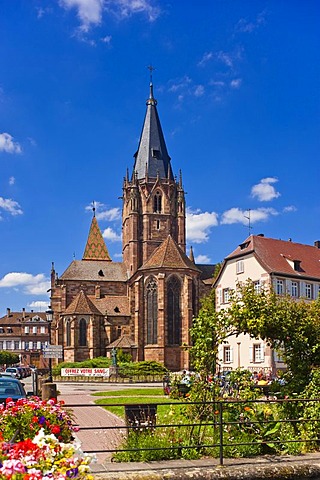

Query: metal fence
[67,397,320,465]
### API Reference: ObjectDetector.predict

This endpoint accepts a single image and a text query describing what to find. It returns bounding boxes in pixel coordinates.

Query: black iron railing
[66,397,320,465]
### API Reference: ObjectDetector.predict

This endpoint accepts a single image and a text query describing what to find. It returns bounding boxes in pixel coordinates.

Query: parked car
[5,367,22,379]
[0,376,28,403]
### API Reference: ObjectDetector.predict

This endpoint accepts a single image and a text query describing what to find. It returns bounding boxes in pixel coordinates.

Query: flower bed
[0,397,95,479]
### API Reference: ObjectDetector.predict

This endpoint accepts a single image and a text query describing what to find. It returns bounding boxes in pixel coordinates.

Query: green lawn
[93,388,181,421]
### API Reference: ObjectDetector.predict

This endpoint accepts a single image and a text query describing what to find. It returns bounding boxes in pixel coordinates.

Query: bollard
[42,382,58,401]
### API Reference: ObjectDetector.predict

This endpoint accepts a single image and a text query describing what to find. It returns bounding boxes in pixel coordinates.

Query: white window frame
[254,281,261,294]
[236,260,244,274]
[25,326,30,334]
[223,288,230,304]
[291,281,298,297]
[276,279,284,295]
[305,283,312,299]
[223,345,233,363]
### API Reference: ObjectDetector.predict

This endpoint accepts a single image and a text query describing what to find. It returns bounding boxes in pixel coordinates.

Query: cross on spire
[147,65,156,84]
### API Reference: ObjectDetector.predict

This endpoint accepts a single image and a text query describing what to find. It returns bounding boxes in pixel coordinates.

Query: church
[50,82,214,371]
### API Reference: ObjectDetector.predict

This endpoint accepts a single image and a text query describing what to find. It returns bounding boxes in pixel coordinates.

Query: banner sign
[61,367,110,377]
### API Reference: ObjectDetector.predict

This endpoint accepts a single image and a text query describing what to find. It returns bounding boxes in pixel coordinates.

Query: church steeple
[133,79,173,180]
[83,214,111,261]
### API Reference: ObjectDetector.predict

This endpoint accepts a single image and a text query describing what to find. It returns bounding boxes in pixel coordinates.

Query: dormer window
[293,260,301,271]
[153,191,162,213]
[151,148,161,159]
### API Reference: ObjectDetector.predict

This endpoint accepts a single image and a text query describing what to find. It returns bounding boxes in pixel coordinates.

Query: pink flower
[0,459,26,475]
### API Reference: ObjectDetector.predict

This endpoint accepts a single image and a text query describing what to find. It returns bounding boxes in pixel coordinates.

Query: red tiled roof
[65,290,103,315]
[92,296,130,316]
[0,311,47,325]
[141,235,200,271]
[227,235,320,280]
[106,335,137,349]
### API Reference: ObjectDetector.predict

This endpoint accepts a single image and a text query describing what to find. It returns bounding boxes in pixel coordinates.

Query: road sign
[43,345,63,359]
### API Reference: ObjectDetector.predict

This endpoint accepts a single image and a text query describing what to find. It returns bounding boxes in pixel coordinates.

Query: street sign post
[43,345,63,359]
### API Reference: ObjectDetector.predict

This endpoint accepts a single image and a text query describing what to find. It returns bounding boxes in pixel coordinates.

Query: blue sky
[0,0,319,315]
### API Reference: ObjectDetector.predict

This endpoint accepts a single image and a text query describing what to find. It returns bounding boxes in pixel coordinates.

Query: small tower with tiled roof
[83,214,111,261]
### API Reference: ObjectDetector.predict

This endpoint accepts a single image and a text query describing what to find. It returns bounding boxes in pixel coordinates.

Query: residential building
[0,308,50,368]
[50,82,215,371]
[214,234,320,375]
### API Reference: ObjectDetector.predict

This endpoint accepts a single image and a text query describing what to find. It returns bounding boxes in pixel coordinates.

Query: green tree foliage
[0,351,19,366]
[226,281,320,391]
[190,290,235,380]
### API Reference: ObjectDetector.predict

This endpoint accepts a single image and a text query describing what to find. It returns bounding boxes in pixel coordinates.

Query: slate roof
[60,260,128,282]
[106,334,137,349]
[226,235,320,280]
[83,216,111,261]
[140,235,200,271]
[197,264,217,284]
[133,83,174,180]
[64,290,103,315]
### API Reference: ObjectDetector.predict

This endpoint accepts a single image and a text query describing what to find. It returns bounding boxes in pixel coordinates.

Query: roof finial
[92,201,96,217]
[146,65,157,105]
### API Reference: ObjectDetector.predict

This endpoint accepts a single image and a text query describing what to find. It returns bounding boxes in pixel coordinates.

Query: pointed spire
[189,246,195,263]
[133,73,173,181]
[83,215,111,261]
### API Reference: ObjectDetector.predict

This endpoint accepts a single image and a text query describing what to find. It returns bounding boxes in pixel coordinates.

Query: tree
[190,289,236,380]
[225,281,320,391]
[0,351,19,367]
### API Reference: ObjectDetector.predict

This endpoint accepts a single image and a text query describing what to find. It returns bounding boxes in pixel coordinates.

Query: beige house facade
[214,234,320,375]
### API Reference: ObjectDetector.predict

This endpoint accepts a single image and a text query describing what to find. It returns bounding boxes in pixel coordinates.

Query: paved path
[58,383,126,466]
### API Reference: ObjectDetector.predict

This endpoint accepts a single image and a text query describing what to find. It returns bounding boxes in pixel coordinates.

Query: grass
[92,388,164,397]
[93,387,182,421]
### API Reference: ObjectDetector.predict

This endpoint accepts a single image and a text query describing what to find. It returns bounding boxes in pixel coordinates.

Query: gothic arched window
[145,277,158,344]
[66,319,71,347]
[153,191,162,213]
[167,276,181,345]
[79,318,87,346]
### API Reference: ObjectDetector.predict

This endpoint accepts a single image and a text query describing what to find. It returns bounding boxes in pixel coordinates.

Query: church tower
[122,81,186,275]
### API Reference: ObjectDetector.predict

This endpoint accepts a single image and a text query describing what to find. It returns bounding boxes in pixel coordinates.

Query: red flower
[50,425,61,434]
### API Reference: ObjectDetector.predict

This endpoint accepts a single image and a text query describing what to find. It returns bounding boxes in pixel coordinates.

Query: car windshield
[0,381,24,396]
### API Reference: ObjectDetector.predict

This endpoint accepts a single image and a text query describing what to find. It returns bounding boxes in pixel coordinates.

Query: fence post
[219,401,224,465]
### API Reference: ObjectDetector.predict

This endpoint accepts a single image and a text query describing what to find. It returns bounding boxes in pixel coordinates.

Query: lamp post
[45,306,54,383]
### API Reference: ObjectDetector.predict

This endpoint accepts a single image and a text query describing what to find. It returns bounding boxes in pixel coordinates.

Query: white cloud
[109,0,160,22]
[236,10,267,33]
[221,207,278,225]
[0,197,23,216]
[230,78,242,89]
[0,272,50,295]
[195,254,211,264]
[209,80,225,87]
[283,205,297,213]
[9,176,15,186]
[169,76,192,93]
[85,202,121,221]
[186,208,219,244]
[251,177,281,202]
[59,0,104,32]
[28,301,50,311]
[194,85,205,97]
[198,51,213,67]
[216,51,234,68]
[59,0,160,33]
[102,227,122,242]
[101,34,112,44]
[0,133,22,154]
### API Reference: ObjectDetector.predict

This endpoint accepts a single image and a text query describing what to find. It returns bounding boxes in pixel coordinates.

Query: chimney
[6,307,10,317]
[314,241,320,249]
[22,307,25,319]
